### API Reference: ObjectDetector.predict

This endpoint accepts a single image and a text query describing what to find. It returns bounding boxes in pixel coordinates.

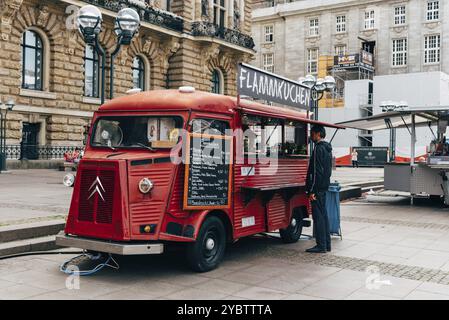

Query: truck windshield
[91,116,183,149]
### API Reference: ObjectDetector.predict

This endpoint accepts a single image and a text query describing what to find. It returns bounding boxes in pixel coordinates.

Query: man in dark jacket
[306,125,333,253]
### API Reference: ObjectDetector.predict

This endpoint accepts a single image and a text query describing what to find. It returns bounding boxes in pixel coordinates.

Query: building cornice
[13,105,94,118]
[60,0,184,37]
[60,0,255,53]
[252,0,386,22]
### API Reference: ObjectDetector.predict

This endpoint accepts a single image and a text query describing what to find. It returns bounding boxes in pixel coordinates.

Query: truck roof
[99,89,344,128]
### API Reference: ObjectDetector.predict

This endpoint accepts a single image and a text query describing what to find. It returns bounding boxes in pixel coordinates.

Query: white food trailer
[339,106,449,204]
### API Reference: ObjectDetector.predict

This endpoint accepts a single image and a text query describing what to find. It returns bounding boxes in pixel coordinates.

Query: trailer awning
[337,106,449,131]
[238,103,346,129]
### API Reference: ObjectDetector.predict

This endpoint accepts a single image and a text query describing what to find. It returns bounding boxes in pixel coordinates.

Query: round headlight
[139,178,154,194]
[63,173,75,188]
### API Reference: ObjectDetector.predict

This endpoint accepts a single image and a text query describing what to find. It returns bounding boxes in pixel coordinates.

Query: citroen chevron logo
[88,177,105,202]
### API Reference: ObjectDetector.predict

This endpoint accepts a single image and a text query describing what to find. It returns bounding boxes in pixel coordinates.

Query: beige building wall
[0,0,255,160]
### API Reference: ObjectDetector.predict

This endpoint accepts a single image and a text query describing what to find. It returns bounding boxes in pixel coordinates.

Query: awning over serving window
[237,101,346,130]
[337,106,449,131]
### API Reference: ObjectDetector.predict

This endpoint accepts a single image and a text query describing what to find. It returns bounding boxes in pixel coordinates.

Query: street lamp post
[0,99,15,173]
[77,5,140,104]
[299,75,336,155]
[110,8,141,100]
[299,75,336,121]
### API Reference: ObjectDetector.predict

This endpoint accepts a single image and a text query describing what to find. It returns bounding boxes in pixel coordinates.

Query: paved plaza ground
[0,170,70,225]
[0,167,383,226]
[3,168,449,300]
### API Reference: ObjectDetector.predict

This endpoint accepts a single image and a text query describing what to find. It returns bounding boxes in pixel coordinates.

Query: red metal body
[64,90,342,244]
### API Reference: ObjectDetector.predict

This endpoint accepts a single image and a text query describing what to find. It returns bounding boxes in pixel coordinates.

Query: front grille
[77,168,116,225]
[95,170,115,224]
[78,169,97,222]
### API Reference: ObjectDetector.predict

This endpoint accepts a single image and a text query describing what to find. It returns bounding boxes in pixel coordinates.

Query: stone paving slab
[5,168,449,300]
[0,170,71,225]
[332,167,384,186]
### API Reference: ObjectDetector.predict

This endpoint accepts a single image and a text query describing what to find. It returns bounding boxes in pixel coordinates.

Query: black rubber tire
[280,210,303,244]
[186,216,226,272]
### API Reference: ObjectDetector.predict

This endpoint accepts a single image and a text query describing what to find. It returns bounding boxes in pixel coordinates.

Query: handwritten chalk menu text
[237,63,311,111]
[183,133,233,210]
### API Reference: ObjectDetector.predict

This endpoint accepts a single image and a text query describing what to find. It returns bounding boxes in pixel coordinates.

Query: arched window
[132,56,146,91]
[21,30,43,90]
[211,69,223,94]
[84,45,100,98]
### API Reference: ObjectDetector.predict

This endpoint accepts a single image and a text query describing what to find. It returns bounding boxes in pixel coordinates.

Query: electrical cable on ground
[59,252,120,276]
[0,250,84,261]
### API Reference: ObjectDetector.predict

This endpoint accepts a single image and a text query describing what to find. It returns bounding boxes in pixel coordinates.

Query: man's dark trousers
[312,191,331,250]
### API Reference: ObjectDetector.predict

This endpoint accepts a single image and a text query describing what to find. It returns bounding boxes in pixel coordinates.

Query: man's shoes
[306,246,326,253]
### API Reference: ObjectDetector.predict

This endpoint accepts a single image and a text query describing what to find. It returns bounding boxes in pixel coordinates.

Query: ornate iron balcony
[81,0,184,32]
[6,145,83,160]
[191,21,255,50]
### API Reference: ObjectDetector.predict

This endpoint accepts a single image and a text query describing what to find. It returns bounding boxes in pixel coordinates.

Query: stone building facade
[0,0,254,166]
[252,0,449,92]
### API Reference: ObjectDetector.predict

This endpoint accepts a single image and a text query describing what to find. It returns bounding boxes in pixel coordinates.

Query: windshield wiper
[92,143,117,152]
[136,143,155,152]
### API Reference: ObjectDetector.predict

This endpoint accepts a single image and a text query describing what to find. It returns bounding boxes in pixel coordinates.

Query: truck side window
[243,116,283,158]
[191,119,229,135]
[263,118,283,157]
[242,115,262,157]
[284,121,308,156]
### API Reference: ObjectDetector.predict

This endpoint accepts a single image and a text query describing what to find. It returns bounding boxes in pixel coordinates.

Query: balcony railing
[81,1,255,50]
[81,0,184,32]
[6,145,83,160]
[191,21,255,50]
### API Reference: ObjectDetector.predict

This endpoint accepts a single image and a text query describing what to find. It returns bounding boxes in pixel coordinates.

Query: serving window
[284,121,308,156]
[242,115,308,158]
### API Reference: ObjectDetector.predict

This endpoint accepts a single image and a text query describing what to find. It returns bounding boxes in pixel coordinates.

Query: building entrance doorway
[21,123,40,160]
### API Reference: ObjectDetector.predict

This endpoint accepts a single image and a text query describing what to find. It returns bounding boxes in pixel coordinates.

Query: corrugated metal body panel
[128,163,176,240]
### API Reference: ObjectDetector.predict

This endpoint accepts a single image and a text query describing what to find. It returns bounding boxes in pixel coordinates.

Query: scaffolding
[330,52,375,82]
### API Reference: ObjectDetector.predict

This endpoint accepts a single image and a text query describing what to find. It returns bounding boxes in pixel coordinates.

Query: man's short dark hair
[311,125,326,139]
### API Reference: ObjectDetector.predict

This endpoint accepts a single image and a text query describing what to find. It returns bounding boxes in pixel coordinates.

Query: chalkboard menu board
[183,133,233,210]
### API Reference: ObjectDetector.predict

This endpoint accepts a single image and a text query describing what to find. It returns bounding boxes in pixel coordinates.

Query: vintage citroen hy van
[57,88,341,272]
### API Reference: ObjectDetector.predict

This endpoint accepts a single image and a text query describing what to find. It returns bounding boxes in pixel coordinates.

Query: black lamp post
[0,99,15,173]
[299,75,336,155]
[299,75,336,121]
[110,8,141,100]
[77,5,140,104]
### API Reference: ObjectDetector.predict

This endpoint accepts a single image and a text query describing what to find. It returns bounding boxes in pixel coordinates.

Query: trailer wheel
[280,211,303,244]
[186,216,226,272]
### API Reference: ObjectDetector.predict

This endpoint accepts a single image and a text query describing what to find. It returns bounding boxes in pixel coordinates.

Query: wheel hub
[291,218,297,227]
[206,238,215,251]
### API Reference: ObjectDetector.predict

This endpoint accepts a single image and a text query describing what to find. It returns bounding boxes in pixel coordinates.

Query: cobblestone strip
[341,216,449,231]
[265,247,449,285]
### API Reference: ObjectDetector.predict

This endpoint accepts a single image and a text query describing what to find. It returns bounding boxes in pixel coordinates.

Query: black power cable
[0,250,84,261]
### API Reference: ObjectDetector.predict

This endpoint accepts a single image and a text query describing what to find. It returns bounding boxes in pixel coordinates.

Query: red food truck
[56,87,342,272]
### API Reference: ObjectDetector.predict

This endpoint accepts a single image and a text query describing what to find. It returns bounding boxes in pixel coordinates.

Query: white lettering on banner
[238,64,311,110]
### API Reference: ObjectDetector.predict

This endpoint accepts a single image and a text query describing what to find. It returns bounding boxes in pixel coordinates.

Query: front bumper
[56,233,164,255]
